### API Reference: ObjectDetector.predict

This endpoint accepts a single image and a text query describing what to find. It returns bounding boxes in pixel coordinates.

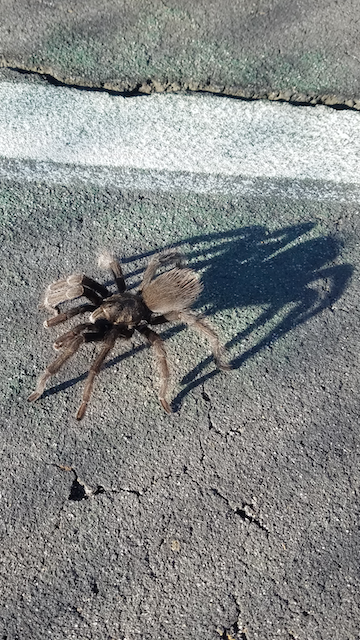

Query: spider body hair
[142,268,202,314]
[98,251,116,270]
[28,249,230,419]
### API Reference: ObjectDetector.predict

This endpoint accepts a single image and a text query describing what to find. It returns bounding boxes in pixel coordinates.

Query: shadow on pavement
[43,222,353,410]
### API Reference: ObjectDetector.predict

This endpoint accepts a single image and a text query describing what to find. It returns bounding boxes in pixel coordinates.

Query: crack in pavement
[181,465,269,535]
[51,463,182,504]
[201,384,242,437]
[1,60,360,111]
[210,486,269,535]
[201,383,222,434]
[52,463,142,501]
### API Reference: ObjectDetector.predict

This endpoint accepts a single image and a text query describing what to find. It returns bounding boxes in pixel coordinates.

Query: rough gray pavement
[0,3,360,639]
[1,0,360,108]
[1,90,360,638]
[1,176,360,640]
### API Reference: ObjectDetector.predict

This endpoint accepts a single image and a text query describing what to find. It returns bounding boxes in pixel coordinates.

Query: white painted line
[0,82,359,184]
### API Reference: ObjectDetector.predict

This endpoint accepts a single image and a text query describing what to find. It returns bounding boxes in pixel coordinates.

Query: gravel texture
[0,176,359,639]
[1,0,360,107]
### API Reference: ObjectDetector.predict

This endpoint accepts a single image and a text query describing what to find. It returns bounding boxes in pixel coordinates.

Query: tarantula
[28,249,230,419]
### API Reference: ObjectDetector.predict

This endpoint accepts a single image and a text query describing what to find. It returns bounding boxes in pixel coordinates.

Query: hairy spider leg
[109,257,126,293]
[140,249,184,290]
[81,275,112,299]
[27,330,89,403]
[43,274,111,314]
[75,286,104,306]
[137,325,172,414]
[98,252,126,292]
[165,310,231,371]
[45,304,97,328]
[76,327,119,420]
[52,322,102,350]
[148,314,170,325]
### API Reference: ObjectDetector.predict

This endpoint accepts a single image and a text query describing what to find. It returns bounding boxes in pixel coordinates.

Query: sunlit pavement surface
[0,81,359,639]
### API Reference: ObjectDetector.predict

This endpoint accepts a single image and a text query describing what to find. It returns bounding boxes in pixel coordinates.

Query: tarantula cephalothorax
[28,249,230,419]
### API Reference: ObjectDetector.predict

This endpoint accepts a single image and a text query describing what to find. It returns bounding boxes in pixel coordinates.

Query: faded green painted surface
[2,0,360,103]
[31,24,342,96]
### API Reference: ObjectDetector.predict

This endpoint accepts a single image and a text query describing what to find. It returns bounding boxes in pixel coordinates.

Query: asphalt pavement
[0,3,359,640]
[1,0,360,108]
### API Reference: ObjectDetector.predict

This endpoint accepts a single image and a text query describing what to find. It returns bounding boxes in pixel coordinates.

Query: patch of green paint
[31,29,99,80]
[260,51,338,94]
[30,9,346,96]
[0,186,24,228]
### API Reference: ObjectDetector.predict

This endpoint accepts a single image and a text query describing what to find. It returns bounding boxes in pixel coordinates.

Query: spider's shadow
[44,222,353,410]
[169,222,352,410]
